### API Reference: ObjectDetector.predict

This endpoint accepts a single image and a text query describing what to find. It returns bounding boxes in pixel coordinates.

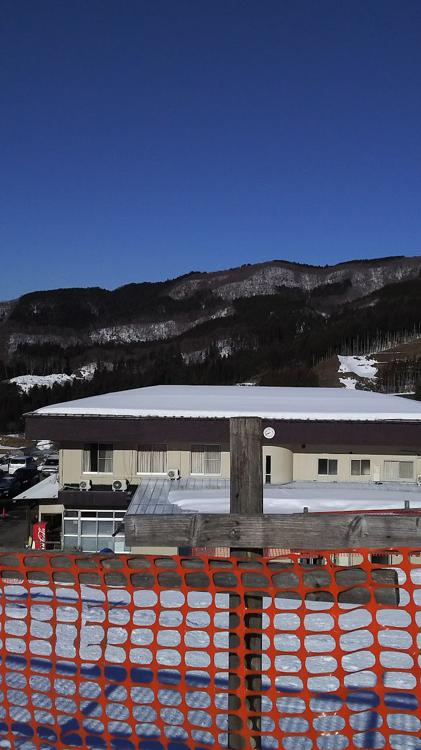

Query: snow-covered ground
[1,579,418,749]
[9,362,97,394]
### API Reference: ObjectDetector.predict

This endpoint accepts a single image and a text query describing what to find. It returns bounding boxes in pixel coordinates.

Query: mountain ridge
[2,255,421,352]
[0,253,416,303]
[2,253,421,431]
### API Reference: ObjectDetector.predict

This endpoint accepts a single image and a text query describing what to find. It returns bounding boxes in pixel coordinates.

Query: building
[25,384,421,553]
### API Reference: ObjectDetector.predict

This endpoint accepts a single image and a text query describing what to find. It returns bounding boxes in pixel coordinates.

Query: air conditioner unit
[112,479,128,492]
[167,468,180,480]
[79,479,92,491]
[416,474,421,486]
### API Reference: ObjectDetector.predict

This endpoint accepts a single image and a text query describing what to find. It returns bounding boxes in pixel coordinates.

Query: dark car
[0,475,22,499]
[39,455,59,474]
[13,467,40,491]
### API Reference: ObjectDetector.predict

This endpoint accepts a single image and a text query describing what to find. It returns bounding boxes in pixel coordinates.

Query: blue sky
[1,0,421,298]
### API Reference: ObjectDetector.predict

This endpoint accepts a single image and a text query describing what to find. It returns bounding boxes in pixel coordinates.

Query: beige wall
[60,442,232,484]
[293,452,421,482]
[263,446,293,483]
[130,546,178,554]
[60,443,421,486]
[39,503,64,520]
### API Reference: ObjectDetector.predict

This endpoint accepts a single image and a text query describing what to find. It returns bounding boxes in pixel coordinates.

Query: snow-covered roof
[13,474,59,501]
[168,480,421,514]
[30,385,421,422]
[127,477,421,516]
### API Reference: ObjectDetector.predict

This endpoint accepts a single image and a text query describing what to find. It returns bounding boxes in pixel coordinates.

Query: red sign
[33,521,47,550]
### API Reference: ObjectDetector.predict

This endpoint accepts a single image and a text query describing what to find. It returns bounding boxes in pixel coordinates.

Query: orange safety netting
[0,549,420,750]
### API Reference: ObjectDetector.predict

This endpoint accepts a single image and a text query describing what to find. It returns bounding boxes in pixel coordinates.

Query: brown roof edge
[25,413,421,447]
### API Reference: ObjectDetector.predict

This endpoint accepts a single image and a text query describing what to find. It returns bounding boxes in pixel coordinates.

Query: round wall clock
[263,426,275,439]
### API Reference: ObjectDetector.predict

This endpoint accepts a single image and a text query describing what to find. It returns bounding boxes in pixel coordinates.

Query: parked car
[39,455,59,474]
[13,467,40,491]
[0,475,21,499]
[8,455,37,475]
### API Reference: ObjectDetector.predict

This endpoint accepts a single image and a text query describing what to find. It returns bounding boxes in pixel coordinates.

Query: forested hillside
[2,255,421,431]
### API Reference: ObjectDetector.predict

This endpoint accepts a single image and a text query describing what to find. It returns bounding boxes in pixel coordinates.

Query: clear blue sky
[1,0,421,299]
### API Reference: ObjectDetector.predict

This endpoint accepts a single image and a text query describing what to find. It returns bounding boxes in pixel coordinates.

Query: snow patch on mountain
[9,363,98,394]
[212,259,421,302]
[217,340,232,358]
[339,376,358,389]
[90,308,232,345]
[90,322,179,344]
[10,373,74,393]
[338,355,378,380]
[211,307,231,319]
[181,338,233,364]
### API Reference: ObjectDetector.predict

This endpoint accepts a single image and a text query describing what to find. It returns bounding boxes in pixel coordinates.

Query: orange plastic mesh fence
[0,549,420,750]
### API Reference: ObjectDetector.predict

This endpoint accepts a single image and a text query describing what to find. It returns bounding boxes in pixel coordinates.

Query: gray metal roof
[128,477,230,515]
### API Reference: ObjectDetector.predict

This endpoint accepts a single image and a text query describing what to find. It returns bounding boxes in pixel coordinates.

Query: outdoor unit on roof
[79,479,92,491]
[112,479,128,492]
[167,469,180,480]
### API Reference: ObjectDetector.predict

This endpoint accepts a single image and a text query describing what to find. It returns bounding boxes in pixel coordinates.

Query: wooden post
[229,417,263,750]
[230,417,263,516]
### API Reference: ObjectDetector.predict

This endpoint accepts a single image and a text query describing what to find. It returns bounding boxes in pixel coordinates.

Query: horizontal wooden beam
[26,413,421,448]
[125,511,421,549]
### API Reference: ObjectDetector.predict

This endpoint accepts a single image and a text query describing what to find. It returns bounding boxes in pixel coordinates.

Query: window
[384,460,414,480]
[318,458,338,476]
[137,444,167,474]
[191,445,221,475]
[351,459,371,477]
[265,455,272,484]
[63,510,127,553]
[83,444,113,473]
